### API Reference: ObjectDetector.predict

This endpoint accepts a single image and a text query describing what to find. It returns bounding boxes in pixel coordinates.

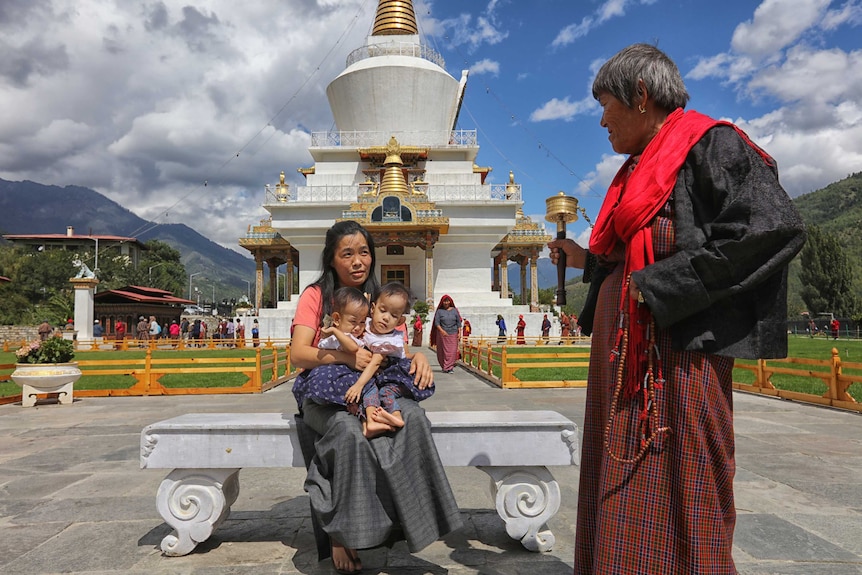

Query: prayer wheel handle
[545,191,580,306]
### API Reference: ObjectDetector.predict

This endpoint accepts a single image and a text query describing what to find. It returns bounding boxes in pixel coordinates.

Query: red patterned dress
[574,199,737,574]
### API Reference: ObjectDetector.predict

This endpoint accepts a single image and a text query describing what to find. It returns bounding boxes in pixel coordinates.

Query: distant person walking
[411,314,423,347]
[431,295,462,373]
[542,314,551,342]
[38,319,52,341]
[236,319,246,347]
[114,319,127,348]
[831,318,840,340]
[496,314,507,343]
[516,314,526,344]
[251,319,260,347]
[136,316,149,342]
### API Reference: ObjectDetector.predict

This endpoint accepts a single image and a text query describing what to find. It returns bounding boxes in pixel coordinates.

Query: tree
[129,240,186,296]
[799,225,859,317]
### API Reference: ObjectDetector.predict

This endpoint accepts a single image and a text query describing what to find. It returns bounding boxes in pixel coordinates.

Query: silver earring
[638,104,646,114]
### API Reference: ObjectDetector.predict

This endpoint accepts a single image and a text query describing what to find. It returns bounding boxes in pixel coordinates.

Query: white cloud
[551,0,654,48]
[577,154,625,197]
[685,1,862,198]
[470,58,500,76]
[731,0,830,57]
[0,0,366,251]
[530,96,595,122]
[551,17,593,48]
[430,0,509,52]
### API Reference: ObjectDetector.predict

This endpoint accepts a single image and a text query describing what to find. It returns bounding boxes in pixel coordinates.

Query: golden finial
[384,136,403,165]
[275,170,289,202]
[372,0,418,36]
[379,136,409,195]
[506,170,518,199]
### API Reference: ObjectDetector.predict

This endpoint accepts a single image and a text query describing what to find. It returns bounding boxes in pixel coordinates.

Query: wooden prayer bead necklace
[603,274,672,465]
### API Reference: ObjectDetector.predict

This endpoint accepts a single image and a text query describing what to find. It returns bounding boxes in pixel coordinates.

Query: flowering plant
[15,337,75,364]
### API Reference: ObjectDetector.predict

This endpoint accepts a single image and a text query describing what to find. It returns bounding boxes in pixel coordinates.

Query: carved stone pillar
[254,254,264,310]
[500,250,509,299]
[286,251,294,302]
[520,258,527,304]
[530,249,539,311]
[492,254,501,292]
[268,264,278,308]
[425,241,434,304]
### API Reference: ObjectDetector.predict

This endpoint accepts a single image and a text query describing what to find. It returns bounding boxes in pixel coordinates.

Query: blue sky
[1,0,860,251]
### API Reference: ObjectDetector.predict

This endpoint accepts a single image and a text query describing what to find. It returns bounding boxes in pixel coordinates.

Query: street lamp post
[148,262,166,286]
[189,272,202,300]
[244,280,251,301]
[88,236,100,293]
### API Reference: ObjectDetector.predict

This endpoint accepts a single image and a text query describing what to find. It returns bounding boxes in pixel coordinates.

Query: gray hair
[592,43,689,111]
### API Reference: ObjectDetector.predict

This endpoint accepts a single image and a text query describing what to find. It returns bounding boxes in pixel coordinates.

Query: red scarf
[589,108,774,395]
[590,108,722,394]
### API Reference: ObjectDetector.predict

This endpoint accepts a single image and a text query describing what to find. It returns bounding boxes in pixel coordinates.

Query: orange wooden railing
[0,344,296,405]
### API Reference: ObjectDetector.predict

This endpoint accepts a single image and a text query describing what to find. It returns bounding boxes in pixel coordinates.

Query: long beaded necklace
[603,272,672,465]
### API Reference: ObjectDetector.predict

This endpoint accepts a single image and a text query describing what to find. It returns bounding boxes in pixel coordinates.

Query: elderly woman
[549,44,805,574]
[290,221,462,574]
[430,295,461,373]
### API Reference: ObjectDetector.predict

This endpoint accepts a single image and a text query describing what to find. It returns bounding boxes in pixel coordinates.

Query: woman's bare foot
[347,547,362,571]
[372,408,404,428]
[331,539,359,574]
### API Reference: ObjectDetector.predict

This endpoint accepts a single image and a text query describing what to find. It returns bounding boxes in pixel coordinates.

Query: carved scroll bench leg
[478,465,561,552]
[155,468,241,556]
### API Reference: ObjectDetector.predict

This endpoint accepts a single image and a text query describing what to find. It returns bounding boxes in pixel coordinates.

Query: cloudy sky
[1,0,860,253]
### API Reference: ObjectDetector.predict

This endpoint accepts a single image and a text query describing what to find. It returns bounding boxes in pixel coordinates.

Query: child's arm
[345,353,385,404]
[320,326,361,354]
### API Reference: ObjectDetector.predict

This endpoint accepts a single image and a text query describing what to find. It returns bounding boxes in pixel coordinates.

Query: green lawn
[472,336,862,403]
[0,347,289,397]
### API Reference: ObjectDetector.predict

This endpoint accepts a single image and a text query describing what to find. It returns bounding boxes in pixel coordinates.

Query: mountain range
[5,170,861,304]
[0,178,256,294]
[0,177,575,294]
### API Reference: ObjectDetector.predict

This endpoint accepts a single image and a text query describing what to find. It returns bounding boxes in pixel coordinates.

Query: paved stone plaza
[1,354,861,574]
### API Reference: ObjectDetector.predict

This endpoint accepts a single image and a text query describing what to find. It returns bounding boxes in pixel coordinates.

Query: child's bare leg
[372,408,404,428]
[363,406,395,438]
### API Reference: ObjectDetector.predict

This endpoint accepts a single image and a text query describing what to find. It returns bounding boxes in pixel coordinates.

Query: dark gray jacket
[583,125,806,359]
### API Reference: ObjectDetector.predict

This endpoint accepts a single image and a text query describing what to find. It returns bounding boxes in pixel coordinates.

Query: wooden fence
[459,337,591,389]
[2,336,293,353]
[459,339,861,412]
[733,347,861,413]
[0,344,296,406]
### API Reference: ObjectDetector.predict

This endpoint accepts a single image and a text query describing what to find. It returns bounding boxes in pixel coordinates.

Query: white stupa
[245,0,552,341]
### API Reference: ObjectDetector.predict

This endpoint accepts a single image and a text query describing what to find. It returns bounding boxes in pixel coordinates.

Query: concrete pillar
[71,277,99,341]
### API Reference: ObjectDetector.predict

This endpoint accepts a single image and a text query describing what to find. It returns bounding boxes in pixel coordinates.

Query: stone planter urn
[11,362,82,407]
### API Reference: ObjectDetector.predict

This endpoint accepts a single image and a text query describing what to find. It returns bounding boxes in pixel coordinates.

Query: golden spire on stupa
[378,136,410,195]
[372,0,418,36]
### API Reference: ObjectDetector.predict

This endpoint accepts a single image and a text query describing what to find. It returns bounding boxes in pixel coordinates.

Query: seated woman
[290,220,463,574]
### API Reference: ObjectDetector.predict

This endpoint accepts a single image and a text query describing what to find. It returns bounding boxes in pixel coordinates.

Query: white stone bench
[140,410,580,557]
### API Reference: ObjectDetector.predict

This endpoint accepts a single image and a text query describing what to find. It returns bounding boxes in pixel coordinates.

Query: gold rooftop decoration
[372,0,418,36]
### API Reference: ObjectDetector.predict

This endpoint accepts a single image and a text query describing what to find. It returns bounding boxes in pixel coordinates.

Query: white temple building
[241,0,552,342]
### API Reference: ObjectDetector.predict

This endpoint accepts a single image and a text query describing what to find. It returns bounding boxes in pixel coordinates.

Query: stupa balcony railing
[264,183,521,205]
[346,41,446,69]
[310,130,478,148]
